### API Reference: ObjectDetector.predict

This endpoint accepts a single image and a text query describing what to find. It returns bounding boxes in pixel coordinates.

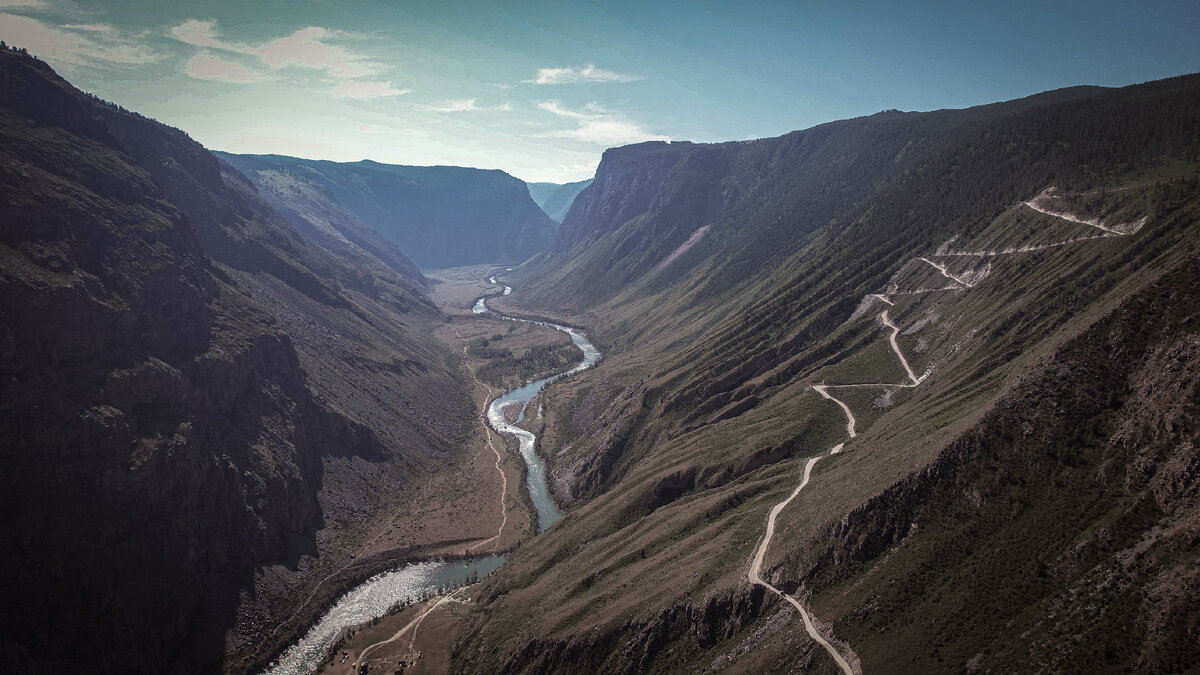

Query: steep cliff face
[457,74,1200,673]
[0,49,468,672]
[219,153,558,268]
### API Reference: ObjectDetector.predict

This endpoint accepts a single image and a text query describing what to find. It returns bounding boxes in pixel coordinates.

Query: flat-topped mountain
[218,153,558,269]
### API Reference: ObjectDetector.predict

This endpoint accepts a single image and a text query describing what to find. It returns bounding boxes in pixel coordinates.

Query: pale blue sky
[2,1,1198,182]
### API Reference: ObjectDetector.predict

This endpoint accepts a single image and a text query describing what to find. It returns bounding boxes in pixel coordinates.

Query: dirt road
[748,449,857,675]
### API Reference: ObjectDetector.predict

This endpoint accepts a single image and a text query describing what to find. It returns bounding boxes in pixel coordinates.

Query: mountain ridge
[218,152,558,269]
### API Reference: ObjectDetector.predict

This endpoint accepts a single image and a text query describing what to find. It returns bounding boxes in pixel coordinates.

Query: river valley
[263,274,600,673]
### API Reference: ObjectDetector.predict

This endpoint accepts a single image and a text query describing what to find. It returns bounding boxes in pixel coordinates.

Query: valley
[288,270,602,673]
[1,38,1198,675]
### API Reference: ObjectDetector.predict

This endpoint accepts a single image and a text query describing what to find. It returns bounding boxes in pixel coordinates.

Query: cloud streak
[185,53,266,84]
[536,99,669,146]
[0,13,164,67]
[333,80,410,99]
[527,64,641,85]
[167,19,391,92]
[423,98,512,113]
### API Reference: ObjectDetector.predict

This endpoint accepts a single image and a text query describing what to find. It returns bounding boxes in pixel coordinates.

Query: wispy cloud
[527,64,641,85]
[0,0,50,8]
[426,98,477,113]
[168,18,246,52]
[167,19,391,92]
[185,53,265,84]
[536,99,668,146]
[536,100,589,119]
[424,98,512,113]
[333,80,410,99]
[358,123,423,136]
[0,13,163,66]
[257,26,376,78]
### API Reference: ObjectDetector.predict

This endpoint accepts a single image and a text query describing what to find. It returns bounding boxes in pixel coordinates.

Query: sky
[2,1,1198,183]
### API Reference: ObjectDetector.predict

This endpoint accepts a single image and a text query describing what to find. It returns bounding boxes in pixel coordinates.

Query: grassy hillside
[454,74,1200,673]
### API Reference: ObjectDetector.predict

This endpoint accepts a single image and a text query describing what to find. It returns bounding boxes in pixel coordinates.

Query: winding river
[263,276,599,674]
[473,276,601,531]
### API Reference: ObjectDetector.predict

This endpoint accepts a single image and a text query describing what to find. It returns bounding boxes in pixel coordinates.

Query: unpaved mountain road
[1023,197,1145,235]
[745,189,1145,672]
[356,586,467,665]
[748,447,857,675]
[918,256,975,288]
[881,310,923,386]
[454,329,511,553]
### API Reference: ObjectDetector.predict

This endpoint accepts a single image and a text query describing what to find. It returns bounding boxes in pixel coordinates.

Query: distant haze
[527,179,592,223]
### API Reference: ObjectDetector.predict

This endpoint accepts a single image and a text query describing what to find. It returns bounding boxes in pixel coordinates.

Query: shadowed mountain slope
[0,49,471,673]
[455,74,1200,673]
[219,153,558,269]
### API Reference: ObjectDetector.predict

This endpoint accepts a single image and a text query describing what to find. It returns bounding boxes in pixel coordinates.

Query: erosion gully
[263,276,600,674]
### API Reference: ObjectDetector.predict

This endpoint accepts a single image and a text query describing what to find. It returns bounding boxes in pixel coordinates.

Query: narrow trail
[356,586,466,665]
[247,329,507,664]
[746,185,1146,673]
[244,501,401,665]
[454,330,509,553]
[748,446,855,675]
[468,394,508,552]
[918,256,974,288]
[1022,199,1145,235]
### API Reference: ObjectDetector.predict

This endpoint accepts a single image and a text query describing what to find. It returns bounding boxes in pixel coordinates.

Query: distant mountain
[526,178,593,223]
[218,153,558,268]
[458,74,1200,673]
[0,48,470,672]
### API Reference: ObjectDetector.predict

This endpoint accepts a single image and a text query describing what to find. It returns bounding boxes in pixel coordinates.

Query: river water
[262,276,599,673]
[262,556,505,674]
[473,277,601,531]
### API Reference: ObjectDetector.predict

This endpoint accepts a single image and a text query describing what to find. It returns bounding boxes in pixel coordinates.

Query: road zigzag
[745,188,1143,674]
